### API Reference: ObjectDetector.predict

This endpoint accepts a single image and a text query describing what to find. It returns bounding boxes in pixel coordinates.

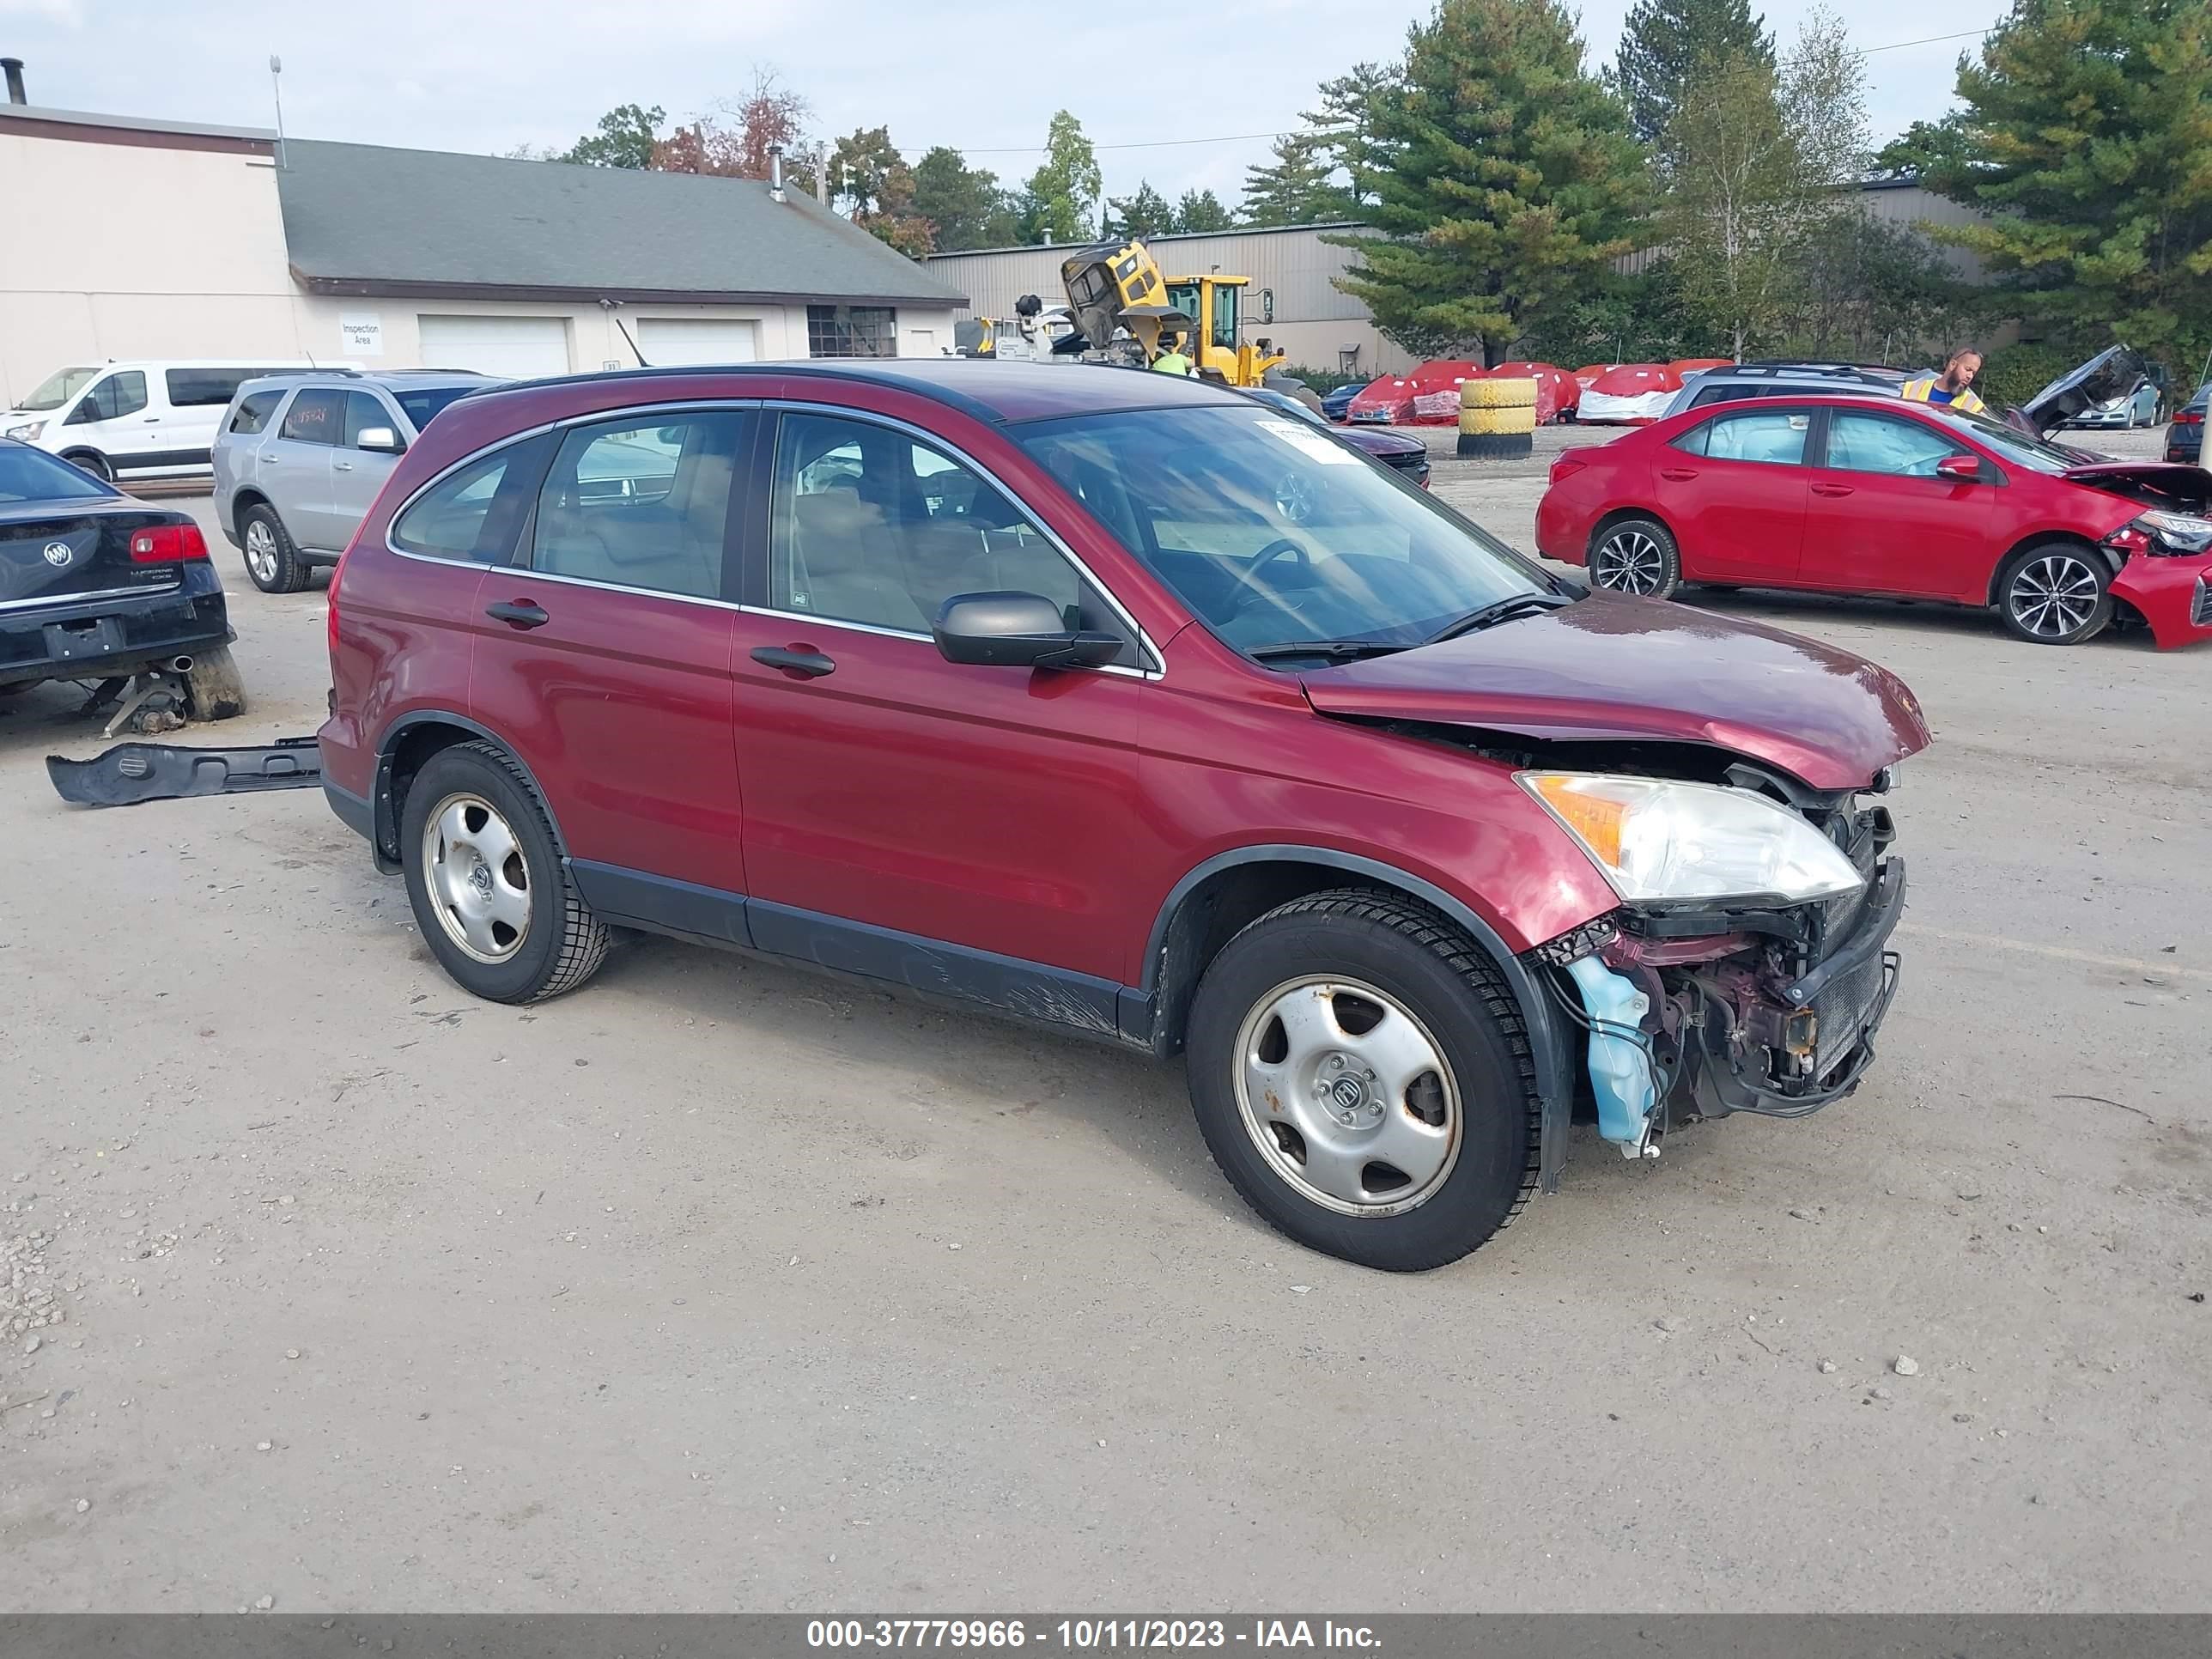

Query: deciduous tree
[562,103,665,169]
[912,148,1020,250]
[1019,111,1103,244]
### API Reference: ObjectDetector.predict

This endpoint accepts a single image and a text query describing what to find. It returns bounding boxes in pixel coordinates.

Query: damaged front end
[1526,763,1906,1165]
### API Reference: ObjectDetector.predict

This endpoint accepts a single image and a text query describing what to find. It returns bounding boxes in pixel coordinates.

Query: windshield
[395,386,479,431]
[0,443,116,502]
[1016,404,1547,653]
[18,367,100,412]
[1930,405,2081,474]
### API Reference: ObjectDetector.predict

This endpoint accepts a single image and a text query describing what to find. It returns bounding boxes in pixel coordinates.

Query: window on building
[806,305,898,359]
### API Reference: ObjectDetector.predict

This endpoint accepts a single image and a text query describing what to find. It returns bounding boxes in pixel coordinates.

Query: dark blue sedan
[2167,380,2207,465]
[1320,380,1370,424]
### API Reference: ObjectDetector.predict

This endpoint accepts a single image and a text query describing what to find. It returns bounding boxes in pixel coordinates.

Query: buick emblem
[42,540,72,568]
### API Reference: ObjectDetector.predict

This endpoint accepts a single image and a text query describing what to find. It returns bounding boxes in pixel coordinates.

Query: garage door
[636,319,759,367]
[416,315,571,380]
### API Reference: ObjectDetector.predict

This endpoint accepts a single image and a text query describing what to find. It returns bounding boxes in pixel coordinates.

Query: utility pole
[269,55,288,169]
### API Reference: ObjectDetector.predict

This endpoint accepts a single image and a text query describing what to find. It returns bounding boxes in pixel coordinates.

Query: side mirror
[1935,453,1982,483]
[932,592,1123,671]
[356,426,405,453]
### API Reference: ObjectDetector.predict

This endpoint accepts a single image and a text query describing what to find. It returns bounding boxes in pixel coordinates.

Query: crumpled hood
[1299,592,1932,789]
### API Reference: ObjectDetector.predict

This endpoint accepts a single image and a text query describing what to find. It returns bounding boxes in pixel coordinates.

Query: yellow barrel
[1458,403,1539,435]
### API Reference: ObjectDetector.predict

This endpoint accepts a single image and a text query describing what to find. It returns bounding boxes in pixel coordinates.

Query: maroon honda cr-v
[320,361,1929,1270]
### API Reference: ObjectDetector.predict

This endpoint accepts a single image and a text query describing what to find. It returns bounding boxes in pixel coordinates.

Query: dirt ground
[2,425,2208,1613]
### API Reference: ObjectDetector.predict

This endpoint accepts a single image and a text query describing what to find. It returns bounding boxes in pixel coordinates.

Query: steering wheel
[1224,537,1315,619]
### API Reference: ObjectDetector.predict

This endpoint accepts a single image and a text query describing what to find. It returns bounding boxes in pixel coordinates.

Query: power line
[912,24,1998,158]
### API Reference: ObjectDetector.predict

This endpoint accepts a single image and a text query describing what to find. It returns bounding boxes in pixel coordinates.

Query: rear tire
[1589,515,1681,599]
[63,450,113,483]
[1184,889,1542,1272]
[399,742,609,1005]
[1997,541,2112,646]
[239,502,312,594]
[182,644,246,721]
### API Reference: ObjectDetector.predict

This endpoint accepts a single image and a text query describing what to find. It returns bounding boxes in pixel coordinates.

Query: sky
[2,0,2007,214]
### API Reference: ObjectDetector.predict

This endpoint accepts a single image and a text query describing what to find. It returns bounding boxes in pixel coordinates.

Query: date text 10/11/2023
[806,1620,1383,1650]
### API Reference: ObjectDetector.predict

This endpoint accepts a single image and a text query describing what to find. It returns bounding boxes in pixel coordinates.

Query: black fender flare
[370,709,573,874]
[1139,843,1578,1193]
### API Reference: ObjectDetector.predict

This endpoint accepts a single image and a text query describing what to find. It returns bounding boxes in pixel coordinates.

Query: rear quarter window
[389,435,552,563]
[228,390,286,435]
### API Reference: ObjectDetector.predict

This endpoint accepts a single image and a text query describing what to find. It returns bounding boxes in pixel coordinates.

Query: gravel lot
[3,425,2209,1613]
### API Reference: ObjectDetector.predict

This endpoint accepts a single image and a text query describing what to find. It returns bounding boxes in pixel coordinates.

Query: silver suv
[212,370,499,592]
[1659,362,1908,419]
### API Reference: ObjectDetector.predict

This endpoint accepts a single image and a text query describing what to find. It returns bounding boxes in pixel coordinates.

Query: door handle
[1658,466,1698,481]
[1811,482,1855,497]
[485,599,550,629]
[334,459,354,471]
[750,645,836,678]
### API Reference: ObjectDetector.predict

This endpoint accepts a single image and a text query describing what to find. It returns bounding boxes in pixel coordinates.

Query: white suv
[211,370,499,592]
[2,361,317,483]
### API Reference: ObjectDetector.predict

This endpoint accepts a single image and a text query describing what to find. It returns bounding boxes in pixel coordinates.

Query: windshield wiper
[1424,592,1573,644]
[1246,639,1410,664]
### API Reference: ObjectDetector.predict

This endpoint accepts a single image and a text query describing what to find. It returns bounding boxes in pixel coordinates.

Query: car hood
[1299,593,1932,790]
[2020,345,2148,435]
[2061,460,2212,514]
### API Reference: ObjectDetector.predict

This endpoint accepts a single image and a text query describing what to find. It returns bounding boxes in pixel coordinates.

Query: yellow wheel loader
[1054,239,1287,386]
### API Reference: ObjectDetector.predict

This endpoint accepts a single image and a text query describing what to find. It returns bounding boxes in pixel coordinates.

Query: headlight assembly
[1519,772,1865,904]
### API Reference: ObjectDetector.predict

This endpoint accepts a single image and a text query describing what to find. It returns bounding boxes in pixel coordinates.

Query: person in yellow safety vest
[1151,331,1194,376]
[1901,348,1988,415]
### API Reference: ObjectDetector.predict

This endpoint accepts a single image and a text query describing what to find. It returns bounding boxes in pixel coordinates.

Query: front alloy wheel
[1234,976,1462,1216]
[2001,547,2112,645]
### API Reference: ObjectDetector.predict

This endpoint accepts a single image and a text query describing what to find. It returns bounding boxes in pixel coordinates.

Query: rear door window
[279,388,345,445]
[228,390,286,434]
[390,437,551,563]
[1688,408,1812,466]
[526,412,749,599]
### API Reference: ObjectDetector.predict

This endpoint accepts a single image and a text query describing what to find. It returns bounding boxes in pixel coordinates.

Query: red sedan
[1537,394,2212,647]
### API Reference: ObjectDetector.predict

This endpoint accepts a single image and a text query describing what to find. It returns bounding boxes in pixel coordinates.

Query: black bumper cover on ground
[46,738,322,807]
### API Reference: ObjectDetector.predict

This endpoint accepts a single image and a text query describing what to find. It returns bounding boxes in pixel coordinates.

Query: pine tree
[1909,0,2212,370]
[1613,0,1775,146]
[911,148,1020,251]
[1176,189,1234,234]
[1239,133,1351,227]
[1331,0,1650,366]
[1104,181,1178,239]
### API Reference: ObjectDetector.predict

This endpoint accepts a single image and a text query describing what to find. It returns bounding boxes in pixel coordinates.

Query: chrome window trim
[763,398,1165,677]
[383,396,1168,680]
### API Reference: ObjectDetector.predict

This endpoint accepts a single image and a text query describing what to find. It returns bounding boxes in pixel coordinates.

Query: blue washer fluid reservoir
[1565,955,1659,1158]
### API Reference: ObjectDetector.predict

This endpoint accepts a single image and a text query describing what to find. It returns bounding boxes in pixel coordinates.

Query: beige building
[927,223,1418,377]
[1,96,965,410]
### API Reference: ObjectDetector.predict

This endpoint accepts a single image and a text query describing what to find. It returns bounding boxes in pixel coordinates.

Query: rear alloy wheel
[239,504,311,594]
[400,742,609,1004]
[1185,889,1541,1272]
[1589,516,1680,599]
[1999,544,2113,646]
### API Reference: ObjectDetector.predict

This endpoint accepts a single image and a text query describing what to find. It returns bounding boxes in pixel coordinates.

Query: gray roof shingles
[276,140,965,307]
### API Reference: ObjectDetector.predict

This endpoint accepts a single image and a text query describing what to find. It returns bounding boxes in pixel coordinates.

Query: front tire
[400,742,609,1004]
[1185,890,1541,1272]
[1998,542,2112,645]
[1589,515,1681,599]
[238,503,311,594]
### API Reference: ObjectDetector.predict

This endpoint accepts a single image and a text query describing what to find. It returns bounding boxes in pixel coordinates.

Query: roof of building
[0,100,275,152]
[275,139,967,308]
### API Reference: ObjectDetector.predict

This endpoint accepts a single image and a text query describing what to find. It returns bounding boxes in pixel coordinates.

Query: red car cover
[1346,373,1419,424]
[1575,363,1676,424]
[1407,360,1485,424]
[1668,357,1732,383]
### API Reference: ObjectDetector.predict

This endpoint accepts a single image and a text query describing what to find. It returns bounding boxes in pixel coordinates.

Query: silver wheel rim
[421,792,532,964]
[243,520,280,585]
[1593,528,1666,594]
[2008,553,2100,639]
[1232,975,1462,1217]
